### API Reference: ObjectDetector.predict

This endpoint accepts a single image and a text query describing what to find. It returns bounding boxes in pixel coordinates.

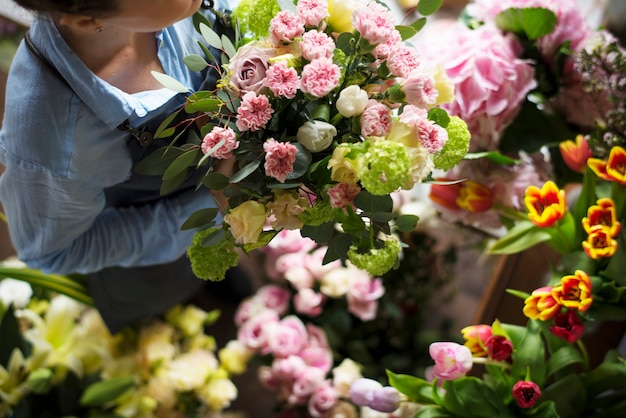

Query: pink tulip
[429,342,473,380]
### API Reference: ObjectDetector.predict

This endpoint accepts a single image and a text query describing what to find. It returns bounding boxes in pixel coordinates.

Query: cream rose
[224,200,266,244]
[296,121,337,152]
[227,41,275,95]
[336,85,369,117]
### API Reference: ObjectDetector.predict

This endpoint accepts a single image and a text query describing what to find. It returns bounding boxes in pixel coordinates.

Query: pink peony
[294,288,326,316]
[361,100,392,137]
[351,2,395,45]
[200,126,239,159]
[296,0,329,27]
[387,45,421,78]
[327,183,361,209]
[300,58,341,97]
[269,10,305,46]
[236,91,274,132]
[300,30,336,61]
[420,23,536,149]
[265,62,300,99]
[228,41,275,94]
[263,138,298,183]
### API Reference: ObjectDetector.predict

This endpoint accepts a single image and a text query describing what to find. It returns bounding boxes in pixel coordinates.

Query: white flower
[0,278,32,309]
[296,120,337,152]
[336,85,369,117]
[197,377,238,411]
[167,349,218,392]
[332,358,363,397]
[320,267,354,298]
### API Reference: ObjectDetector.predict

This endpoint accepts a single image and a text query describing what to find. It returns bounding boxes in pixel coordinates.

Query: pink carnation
[374,29,402,59]
[201,126,239,159]
[269,10,305,46]
[236,91,274,132]
[401,72,438,108]
[300,58,341,97]
[265,62,300,99]
[351,2,395,45]
[421,23,536,149]
[296,0,329,27]
[360,100,392,137]
[327,183,361,209]
[387,45,421,78]
[300,30,335,61]
[263,138,298,183]
[416,119,448,154]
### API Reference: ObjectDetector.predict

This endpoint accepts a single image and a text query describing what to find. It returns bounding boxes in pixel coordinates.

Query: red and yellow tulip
[524,181,567,228]
[456,180,494,213]
[582,198,622,238]
[523,286,561,321]
[551,270,593,312]
[582,225,618,259]
[588,146,626,185]
[559,135,592,173]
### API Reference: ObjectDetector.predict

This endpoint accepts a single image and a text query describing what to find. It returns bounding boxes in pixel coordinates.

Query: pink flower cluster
[261,230,385,320]
[263,138,298,183]
[201,126,239,159]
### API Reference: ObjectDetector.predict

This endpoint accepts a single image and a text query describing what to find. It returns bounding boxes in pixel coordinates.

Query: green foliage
[495,7,558,40]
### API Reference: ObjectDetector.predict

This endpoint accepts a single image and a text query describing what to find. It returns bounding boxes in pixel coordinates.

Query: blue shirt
[0,9,228,275]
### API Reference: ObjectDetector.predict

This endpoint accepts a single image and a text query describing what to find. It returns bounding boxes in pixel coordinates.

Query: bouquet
[0,259,246,418]
[139,0,471,280]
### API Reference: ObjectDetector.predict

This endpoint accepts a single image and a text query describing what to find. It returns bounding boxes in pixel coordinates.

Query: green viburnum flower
[299,199,334,226]
[433,116,470,171]
[232,0,281,39]
[187,227,239,281]
[360,140,410,196]
[347,237,401,276]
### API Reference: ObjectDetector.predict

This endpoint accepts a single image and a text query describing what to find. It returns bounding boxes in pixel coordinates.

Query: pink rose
[351,2,395,45]
[201,126,239,159]
[360,100,392,137]
[236,91,274,132]
[256,285,292,315]
[272,355,308,381]
[294,288,326,316]
[296,0,329,27]
[269,10,305,46]
[237,309,280,351]
[300,30,335,61]
[347,276,384,321]
[266,315,309,358]
[429,342,473,380]
[228,41,275,94]
[263,138,298,183]
[307,381,338,418]
[300,58,341,97]
[299,345,333,373]
[292,366,326,400]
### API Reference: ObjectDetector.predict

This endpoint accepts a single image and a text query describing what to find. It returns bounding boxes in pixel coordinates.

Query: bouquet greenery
[138,0,471,281]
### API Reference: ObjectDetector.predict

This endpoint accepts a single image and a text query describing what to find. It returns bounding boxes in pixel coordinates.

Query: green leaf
[202,228,226,247]
[154,111,182,139]
[545,345,584,378]
[417,0,443,16]
[601,229,626,285]
[134,146,183,176]
[464,151,519,165]
[202,172,230,190]
[183,54,208,72]
[230,160,261,183]
[199,22,223,50]
[160,169,188,195]
[540,372,586,418]
[414,406,454,418]
[79,377,135,408]
[396,25,417,41]
[428,107,450,128]
[286,143,312,180]
[354,191,393,213]
[185,97,222,113]
[505,288,531,300]
[387,370,437,404]
[221,34,237,58]
[150,71,190,93]
[301,222,335,244]
[181,208,219,230]
[336,32,355,55]
[488,221,552,254]
[524,401,560,418]
[395,214,419,232]
[0,304,31,367]
[243,230,279,252]
[162,149,199,181]
[510,320,546,384]
[495,7,558,40]
[411,17,427,34]
[443,377,511,417]
[323,233,352,265]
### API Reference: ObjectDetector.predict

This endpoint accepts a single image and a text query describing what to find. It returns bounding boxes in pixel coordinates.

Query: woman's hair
[13,0,119,16]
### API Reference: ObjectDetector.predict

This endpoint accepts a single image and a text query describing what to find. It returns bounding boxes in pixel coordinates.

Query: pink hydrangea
[327,183,361,209]
[300,58,341,97]
[265,62,300,99]
[401,72,438,108]
[296,0,329,27]
[387,45,421,78]
[269,10,305,46]
[236,91,274,132]
[263,138,298,183]
[374,29,402,59]
[351,2,396,45]
[420,23,536,149]
[200,126,239,159]
[361,100,392,137]
[300,30,336,61]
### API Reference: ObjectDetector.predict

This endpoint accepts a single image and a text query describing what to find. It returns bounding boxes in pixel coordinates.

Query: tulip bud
[297,121,337,152]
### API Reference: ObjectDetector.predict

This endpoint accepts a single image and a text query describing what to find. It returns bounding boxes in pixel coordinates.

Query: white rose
[296,121,337,152]
[336,85,369,117]
[320,267,353,298]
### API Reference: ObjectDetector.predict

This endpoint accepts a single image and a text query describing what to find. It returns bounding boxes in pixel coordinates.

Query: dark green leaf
[154,111,181,139]
[202,172,230,190]
[523,401,560,418]
[540,372,586,418]
[545,345,584,378]
[417,0,443,16]
[336,32,355,55]
[510,320,546,384]
[495,7,558,40]
[162,149,199,181]
[185,97,222,113]
[464,151,519,165]
[79,377,135,408]
[301,222,335,244]
[286,143,312,180]
[395,214,419,232]
[414,405,455,418]
[323,233,353,265]
[428,108,450,128]
[354,191,393,213]
[160,169,188,195]
[230,160,261,183]
[489,221,552,254]
[134,146,184,176]
[181,208,220,230]
[0,304,31,367]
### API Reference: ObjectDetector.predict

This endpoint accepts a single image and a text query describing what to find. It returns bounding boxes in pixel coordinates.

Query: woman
[0,0,247,333]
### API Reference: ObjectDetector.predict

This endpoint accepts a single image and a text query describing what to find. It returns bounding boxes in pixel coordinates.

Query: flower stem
[576,339,590,372]
[472,357,511,369]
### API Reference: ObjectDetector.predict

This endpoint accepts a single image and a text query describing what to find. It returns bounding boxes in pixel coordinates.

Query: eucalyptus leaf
[162,149,199,181]
[199,22,223,50]
[495,7,558,40]
[243,230,279,252]
[230,160,261,183]
[181,208,220,230]
[150,71,190,93]
[417,0,443,16]
[183,54,209,72]
[185,97,223,113]
[134,146,184,176]
[160,169,188,195]
[221,34,237,58]
[286,143,312,179]
[154,111,181,139]
[201,228,226,247]
[323,233,352,265]
[428,107,450,128]
[411,17,427,33]
[301,222,335,244]
[354,191,393,213]
[277,0,296,12]
[202,172,230,190]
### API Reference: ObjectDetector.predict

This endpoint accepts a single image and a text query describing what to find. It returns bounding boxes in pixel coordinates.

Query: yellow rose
[327,0,358,34]
[224,200,266,245]
[328,145,363,184]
